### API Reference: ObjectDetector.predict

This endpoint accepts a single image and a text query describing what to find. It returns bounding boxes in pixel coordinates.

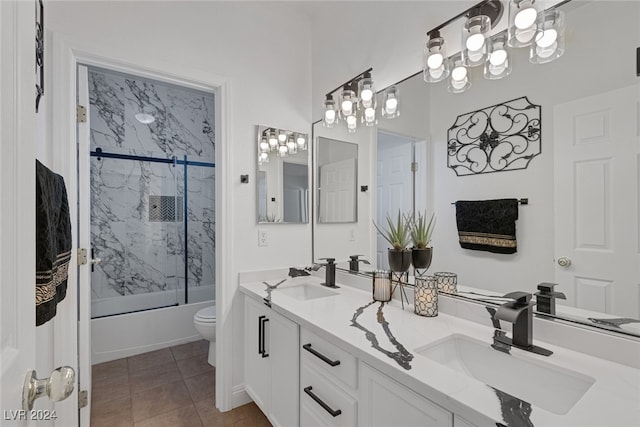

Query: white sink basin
[415,334,595,415]
[277,284,338,301]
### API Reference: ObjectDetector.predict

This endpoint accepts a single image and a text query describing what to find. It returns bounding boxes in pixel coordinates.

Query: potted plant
[373,210,411,272]
[408,211,436,270]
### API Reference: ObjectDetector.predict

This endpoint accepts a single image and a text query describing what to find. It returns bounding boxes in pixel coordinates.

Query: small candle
[435,272,457,294]
[372,270,392,302]
[414,276,438,317]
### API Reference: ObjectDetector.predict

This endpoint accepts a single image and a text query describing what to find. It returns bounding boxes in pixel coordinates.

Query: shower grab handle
[258,316,269,358]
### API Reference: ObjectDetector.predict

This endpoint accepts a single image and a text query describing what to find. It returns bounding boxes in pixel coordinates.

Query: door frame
[50,35,235,422]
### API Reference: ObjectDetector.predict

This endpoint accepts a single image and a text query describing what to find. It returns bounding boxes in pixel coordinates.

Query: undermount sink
[415,334,595,415]
[277,283,338,301]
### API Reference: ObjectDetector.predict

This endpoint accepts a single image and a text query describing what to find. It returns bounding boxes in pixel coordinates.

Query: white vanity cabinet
[359,362,453,427]
[244,297,299,427]
[300,328,358,427]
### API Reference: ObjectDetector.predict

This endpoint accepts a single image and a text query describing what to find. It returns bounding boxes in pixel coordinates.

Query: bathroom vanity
[240,271,640,427]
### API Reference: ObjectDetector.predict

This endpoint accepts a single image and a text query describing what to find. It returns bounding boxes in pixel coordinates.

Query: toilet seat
[195,306,216,322]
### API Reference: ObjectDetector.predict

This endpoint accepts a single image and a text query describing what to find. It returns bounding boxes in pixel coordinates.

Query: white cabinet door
[244,297,271,412]
[359,363,452,427]
[269,309,299,427]
[244,296,299,427]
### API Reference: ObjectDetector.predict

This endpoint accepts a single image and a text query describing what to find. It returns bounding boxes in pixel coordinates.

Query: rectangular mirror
[317,137,358,223]
[257,125,309,224]
[311,0,640,337]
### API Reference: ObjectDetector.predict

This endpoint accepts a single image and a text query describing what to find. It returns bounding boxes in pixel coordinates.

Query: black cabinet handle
[303,343,341,367]
[258,315,265,355]
[303,386,342,417]
[259,316,269,358]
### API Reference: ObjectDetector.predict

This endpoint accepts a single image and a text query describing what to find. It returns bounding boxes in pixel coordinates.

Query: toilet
[194,305,216,366]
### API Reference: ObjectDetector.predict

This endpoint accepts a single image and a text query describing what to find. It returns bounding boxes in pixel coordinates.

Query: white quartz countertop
[239,275,640,427]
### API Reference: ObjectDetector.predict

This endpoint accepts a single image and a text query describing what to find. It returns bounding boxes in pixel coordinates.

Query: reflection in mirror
[317,137,357,223]
[257,125,309,224]
[311,1,640,337]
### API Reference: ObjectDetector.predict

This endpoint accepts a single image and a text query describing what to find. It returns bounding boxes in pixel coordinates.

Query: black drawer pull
[303,386,342,417]
[258,316,269,358]
[303,343,340,367]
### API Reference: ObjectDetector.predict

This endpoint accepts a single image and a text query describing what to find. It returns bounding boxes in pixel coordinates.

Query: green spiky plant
[373,210,411,251]
[408,211,436,249]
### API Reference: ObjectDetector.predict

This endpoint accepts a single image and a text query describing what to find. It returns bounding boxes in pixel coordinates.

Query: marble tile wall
[88,67,215,307]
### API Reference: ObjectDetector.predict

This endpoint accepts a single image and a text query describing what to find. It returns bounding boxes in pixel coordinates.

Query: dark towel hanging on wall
[36,160,72,326]
[455,199,519,254]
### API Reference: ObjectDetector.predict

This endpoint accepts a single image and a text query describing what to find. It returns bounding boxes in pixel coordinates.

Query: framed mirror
[257,125,309,224]
[311,0,640,337]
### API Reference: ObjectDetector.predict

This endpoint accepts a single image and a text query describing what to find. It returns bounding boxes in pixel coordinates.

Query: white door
[554,84,640,318]
[1,1,37,424]
[376,133,413,269]
[319,158,356,223]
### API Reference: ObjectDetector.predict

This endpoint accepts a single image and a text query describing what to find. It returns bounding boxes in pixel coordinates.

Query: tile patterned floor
[91,340,271,427]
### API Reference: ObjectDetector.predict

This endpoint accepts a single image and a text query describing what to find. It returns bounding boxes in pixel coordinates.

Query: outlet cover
[258,228,268,247]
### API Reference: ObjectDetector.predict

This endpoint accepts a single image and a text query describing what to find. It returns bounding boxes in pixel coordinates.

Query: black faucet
[319,258,338,288]
[493,291,552,356]
[348,255,370,273]
[534,282,566,315]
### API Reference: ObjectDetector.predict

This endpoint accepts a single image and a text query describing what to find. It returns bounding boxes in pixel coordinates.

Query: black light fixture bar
[324,67,373,98]
[427,0,499,37]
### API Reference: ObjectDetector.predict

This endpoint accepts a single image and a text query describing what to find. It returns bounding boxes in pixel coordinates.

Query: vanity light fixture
[484,32,512,79]
[381,86,400,119]
[448,53,471,93]
[321,67,397,133]
[423,31,450,83]
[461,12,492,67]
[508,0,543,47]
[422,0,566,93]
[258,126,308,165]
[529,8,565,64]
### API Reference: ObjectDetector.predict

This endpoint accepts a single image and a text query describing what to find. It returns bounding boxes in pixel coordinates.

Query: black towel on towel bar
[455,199,519,254]
[36,160,72,326]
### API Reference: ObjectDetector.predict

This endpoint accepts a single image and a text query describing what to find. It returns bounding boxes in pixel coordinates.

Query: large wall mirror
[257,125,309,224]
[312,0,640,337]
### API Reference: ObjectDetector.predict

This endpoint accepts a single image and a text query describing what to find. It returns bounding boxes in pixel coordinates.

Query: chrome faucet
[348,255,370,273]
[493,291,552,356]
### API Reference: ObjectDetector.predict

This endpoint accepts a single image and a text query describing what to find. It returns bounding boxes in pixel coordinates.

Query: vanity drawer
[301,361,357,427]
[301,328,358,390]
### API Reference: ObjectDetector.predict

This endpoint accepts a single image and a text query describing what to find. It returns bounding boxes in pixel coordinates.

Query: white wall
[45,0,312,410]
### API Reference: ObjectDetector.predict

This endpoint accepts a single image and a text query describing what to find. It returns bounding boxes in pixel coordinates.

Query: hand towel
[36,160,72,326]
[455,199,519,254]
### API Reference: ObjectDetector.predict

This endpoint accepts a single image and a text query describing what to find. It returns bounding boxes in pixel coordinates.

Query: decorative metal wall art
[447,96,541,176]
[36,0,44,112]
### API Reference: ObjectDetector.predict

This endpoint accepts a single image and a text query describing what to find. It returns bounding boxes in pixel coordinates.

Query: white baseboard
[230,384,253,409]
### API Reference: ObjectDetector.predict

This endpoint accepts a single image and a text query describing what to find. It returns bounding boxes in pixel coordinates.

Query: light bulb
[536,29,558,48]
[427,53,443,69]
[296,135,305,146]
[341,100,353,115]
[451,66,467,81]
[346,115,357,125]
[260,152,268,161]
[268,132,278,148]
[324,109,336,123]
[490,49,508,66]
[514,7,537,29]
[260,140,269,152]
[466,33,485,51]
[360,89,373,102]
[451,78,467,90]
[278,131,287,143]
[278,145,288,156]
